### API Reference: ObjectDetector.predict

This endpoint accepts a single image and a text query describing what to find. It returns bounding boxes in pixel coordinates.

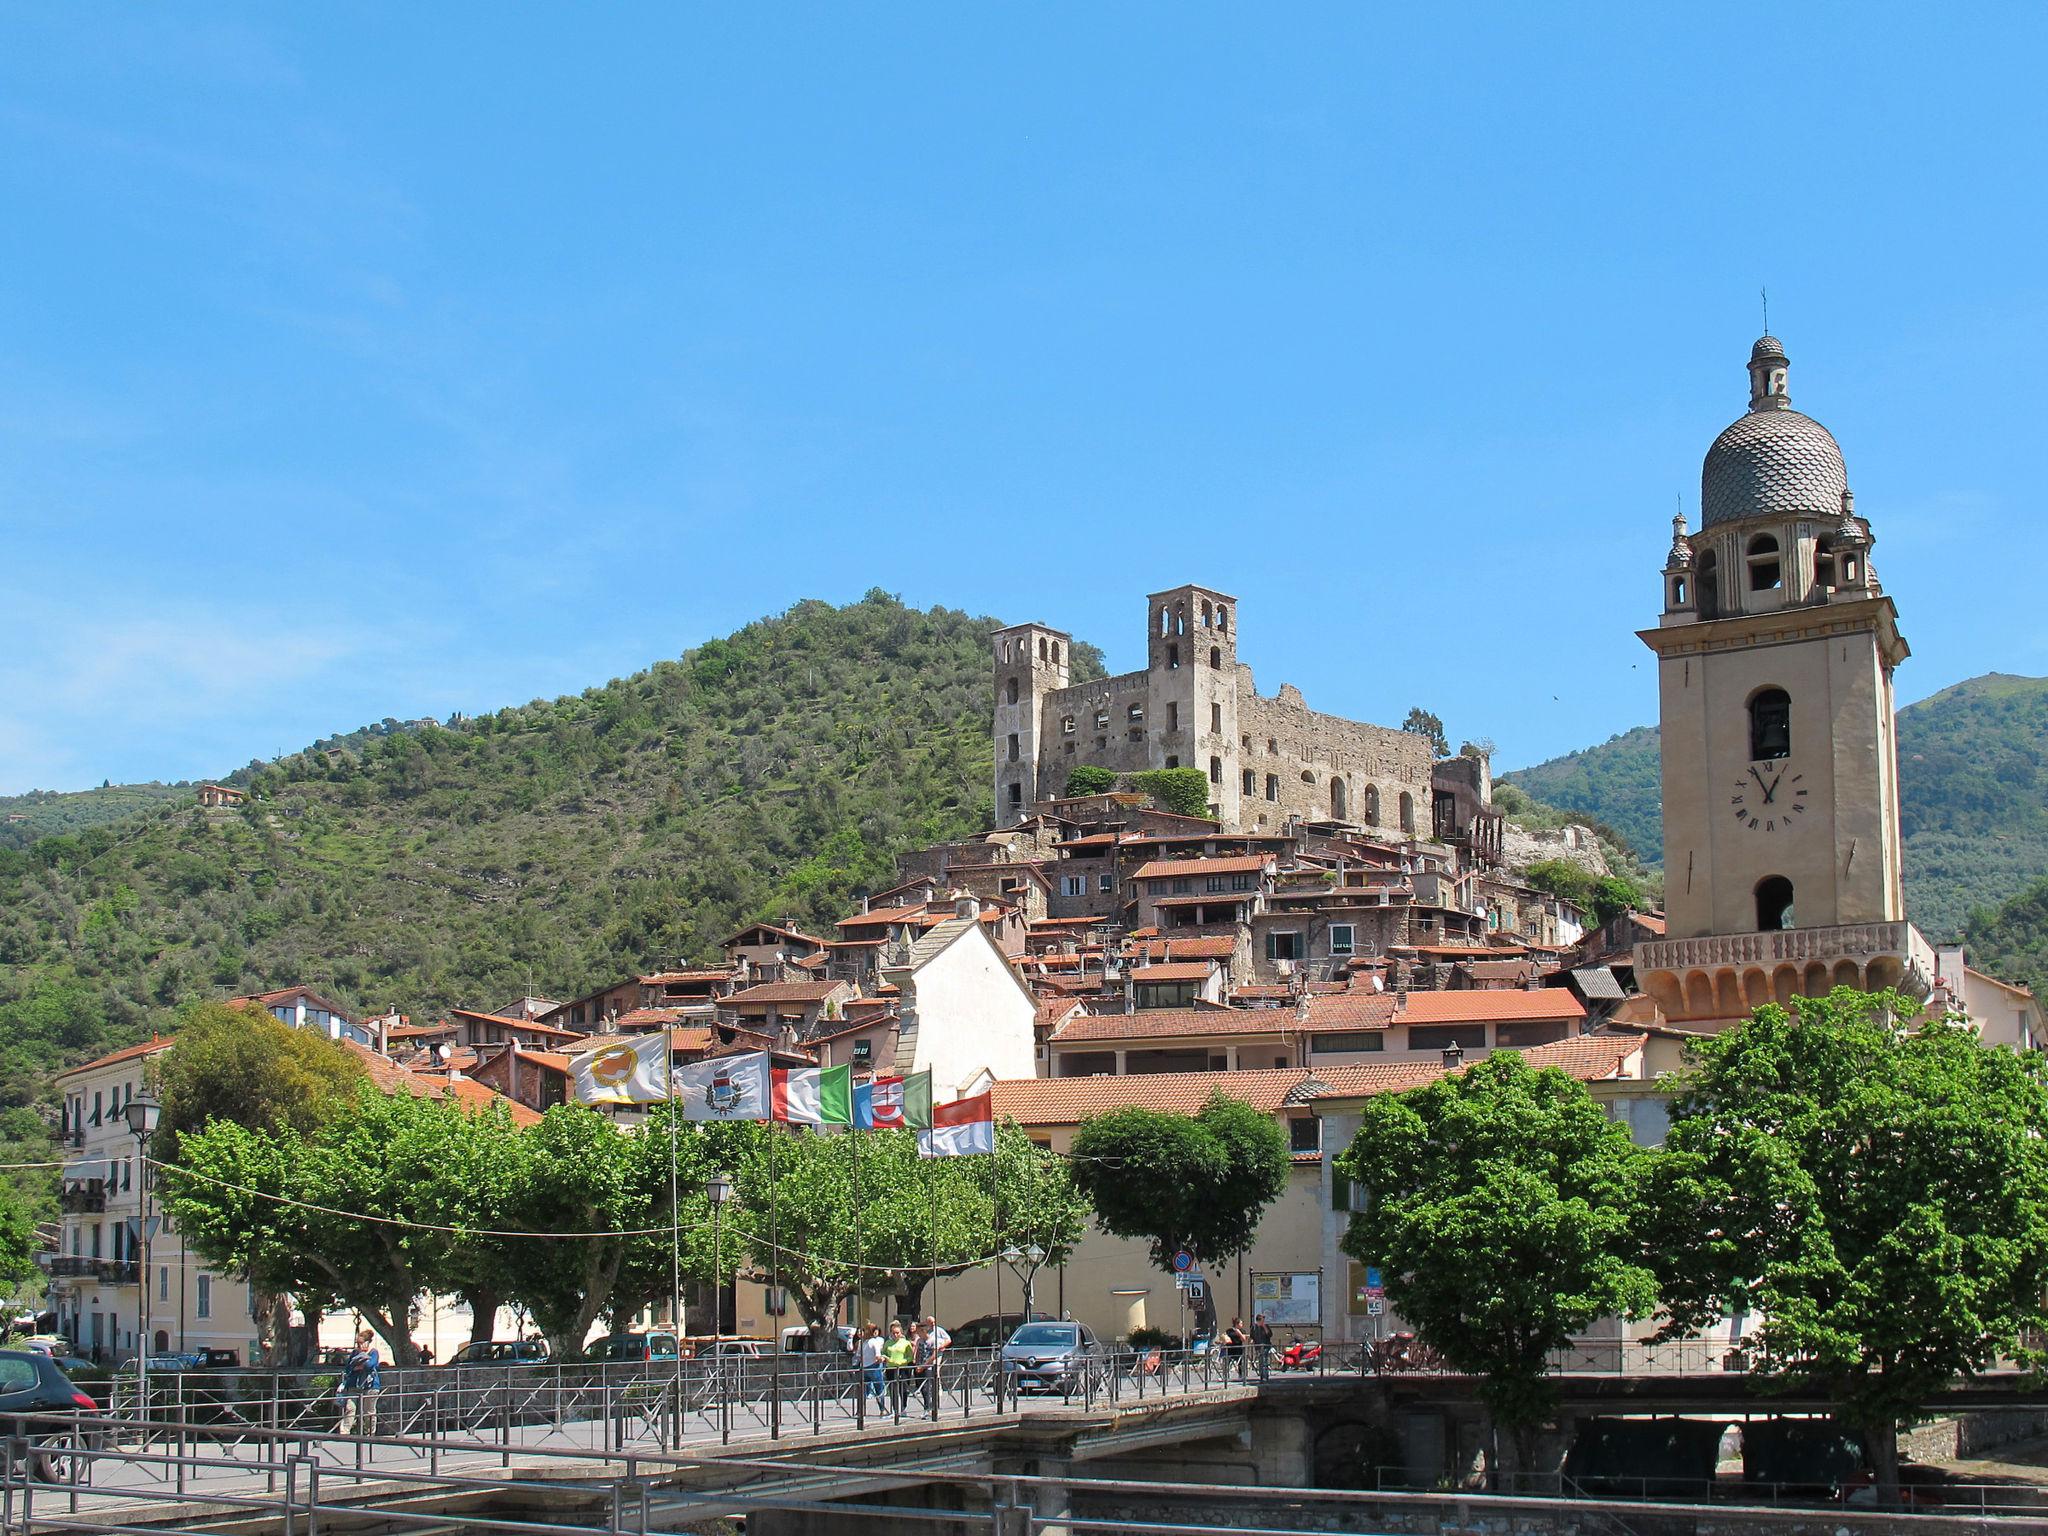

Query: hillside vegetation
[0,783,195,850]
[1501,674,2048,943]
[0,594,1112,1131]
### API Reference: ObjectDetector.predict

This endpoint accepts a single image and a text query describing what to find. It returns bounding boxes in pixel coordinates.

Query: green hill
[1964,876,2048,1004]
[0,783,195,850]
[0,592,1108,1128]
[1501,674,2048,943]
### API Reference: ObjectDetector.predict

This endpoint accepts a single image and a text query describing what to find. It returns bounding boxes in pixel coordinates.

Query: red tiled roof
[1131,856,1272,881]
[57,1035,175,1078]
[1132,962,1216,983]
[448,1009,585,1039]
[835,905,927,929]
[1134,935,1236,961]
[1035,996,1085,1031]
[992,1068,1309,1124]
[723,981,848,1005]
[444,1075,543,1127]
[1052,1008,1291,1044]
[387,1022,456,1040]
[1399,990,1585,1024]
[1512,1031,1645,1079]
[1301,992,1399,1031]
[1150,892,1256,907]
[638,969,733,985]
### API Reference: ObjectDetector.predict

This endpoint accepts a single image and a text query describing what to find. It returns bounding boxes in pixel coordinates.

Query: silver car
[999,1322,1105,1395]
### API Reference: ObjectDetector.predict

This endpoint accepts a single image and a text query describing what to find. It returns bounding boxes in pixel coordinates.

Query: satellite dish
[436,1044,452,1063]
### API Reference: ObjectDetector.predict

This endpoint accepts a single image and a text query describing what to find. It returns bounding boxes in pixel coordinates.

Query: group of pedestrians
[851,1315,950,1414]
[1214,1313,1273,1379]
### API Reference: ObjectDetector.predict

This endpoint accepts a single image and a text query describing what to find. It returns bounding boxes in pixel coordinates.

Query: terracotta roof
[448,1008,585,1039]
[1035,996,1085,1031]
[638,969,733,985]
[1059,833,1118,849]
[725,922,832,947]
[386,1022,457,1040]
[1129,963,1213,987]
[1131,856,1271,881]
[992,1068,1309,1124]
[233,986,353,1018]
[1052,1007,1290,1044]
[835,905,927,929]
[1512,1031,1645,1080]
[1398,990,1585,1024]
[1460,960,1541,981]
[1031,917,1107,929]
[514,1050,572,1071]
[722,981,846,1005]
[1286,1061,1444,1099]
[1301,992,1399,1031]
[1635,914,1667,935]
[1150,892,1257,907]
[444,1075,543,1127]
[1134,935,1236,961]
[57,1035,175,1079]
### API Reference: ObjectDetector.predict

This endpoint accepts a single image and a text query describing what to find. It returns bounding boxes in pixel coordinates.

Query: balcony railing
[59,1179,106,1213]
[1636,921,1934,993]
[95,1258,140,1285]
[49,1256,95,1279]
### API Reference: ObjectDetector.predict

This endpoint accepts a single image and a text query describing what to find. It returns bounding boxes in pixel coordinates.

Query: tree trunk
[894,1277,929,1322]
[1867,1419,1902,1506]
[463,1286,501,1345]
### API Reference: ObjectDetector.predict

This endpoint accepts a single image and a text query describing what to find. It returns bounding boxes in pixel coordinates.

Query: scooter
[1273,1335,1323,1372]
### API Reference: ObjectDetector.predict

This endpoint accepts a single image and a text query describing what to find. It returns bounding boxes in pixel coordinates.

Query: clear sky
[6,5,2046,793]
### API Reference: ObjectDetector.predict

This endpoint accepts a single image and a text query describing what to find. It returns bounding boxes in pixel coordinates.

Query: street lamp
[705,1174,734,1346]
[122,1092,161,1420]
[999,1243,1048,1313]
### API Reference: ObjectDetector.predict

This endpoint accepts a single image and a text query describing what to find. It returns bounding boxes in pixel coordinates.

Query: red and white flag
[917,1092,994,1157]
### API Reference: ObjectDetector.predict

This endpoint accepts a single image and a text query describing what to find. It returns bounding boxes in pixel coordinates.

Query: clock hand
[1748,766,1769,799]
[1761,767,1783,805]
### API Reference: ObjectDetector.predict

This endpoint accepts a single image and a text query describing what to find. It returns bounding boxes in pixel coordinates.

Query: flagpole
[769,1116,783,1437]
[666,1042,683,1342]
[850,1114,862,1333]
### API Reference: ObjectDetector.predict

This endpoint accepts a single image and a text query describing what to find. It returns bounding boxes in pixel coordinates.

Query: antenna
[1760,285,1770,335]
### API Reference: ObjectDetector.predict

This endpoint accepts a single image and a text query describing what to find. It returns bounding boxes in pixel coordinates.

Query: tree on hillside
[1336,1054,1655,1482]
[160,1085,511,1365]
[1588,876,1640,927]
[1071,1094,1289,1278]
[1402,708,1449,759]
[151,1000,366,1152]
[1644,988,2048,1503]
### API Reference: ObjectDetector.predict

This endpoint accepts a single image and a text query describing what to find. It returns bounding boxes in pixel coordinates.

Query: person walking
[1250,1313,1273,1380]
[880,1320,915,1414]
[1223,1315,1249,1381]
[855,1324,887,1410]
[912,1321,940,1412]
[336,1327,382,1435]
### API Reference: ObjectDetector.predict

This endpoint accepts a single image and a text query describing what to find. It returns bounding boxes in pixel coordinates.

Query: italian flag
[917,1092,995,1157]
[771,1065,852,1125]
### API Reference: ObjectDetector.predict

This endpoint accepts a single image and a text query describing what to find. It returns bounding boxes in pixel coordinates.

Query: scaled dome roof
[1700,338,1847,529]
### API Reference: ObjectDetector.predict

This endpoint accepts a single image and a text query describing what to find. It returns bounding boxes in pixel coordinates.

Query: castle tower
[1634,337,1928,1026]
[1145,584,1240,826]
[992,622,1071,826]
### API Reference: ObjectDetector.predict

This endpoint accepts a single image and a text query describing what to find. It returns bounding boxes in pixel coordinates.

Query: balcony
[59,1179,106,1214]
[1635,921,1934,1023]
[95,1259,140,1285]
[49,1256,95,1279]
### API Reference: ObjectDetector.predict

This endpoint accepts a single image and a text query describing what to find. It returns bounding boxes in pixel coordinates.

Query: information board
[1251,1271,1320,1326]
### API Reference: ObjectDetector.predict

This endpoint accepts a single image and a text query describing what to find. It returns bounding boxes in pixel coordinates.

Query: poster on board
[1251,1271,1320,1327]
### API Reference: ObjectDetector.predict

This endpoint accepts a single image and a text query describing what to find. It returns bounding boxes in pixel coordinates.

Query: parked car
[947,1312,1051,1351]
[443,1339,551,1367]
[0,1350,102,1481]
[692,1339,771,1361]
[780,1325,856,1354]
[999,1322,1106,1394]
[583,1331,679,1364]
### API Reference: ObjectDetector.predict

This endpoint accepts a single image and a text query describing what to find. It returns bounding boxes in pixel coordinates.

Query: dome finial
[1748,332,1790,412]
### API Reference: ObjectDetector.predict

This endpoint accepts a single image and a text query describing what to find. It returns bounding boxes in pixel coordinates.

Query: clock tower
[1634,337,1931,1026]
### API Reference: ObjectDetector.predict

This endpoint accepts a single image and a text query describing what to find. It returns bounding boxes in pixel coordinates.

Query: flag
[772,1065,852,1125]
[918,1092,995,1157]
[570,1033,670,1106]
[854,1069,934,1129]
[853,1076,902,1129]
[675,1052,772,1121]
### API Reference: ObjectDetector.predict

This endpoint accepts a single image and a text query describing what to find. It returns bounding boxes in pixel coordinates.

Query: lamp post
[122,1092,162,1421]
[705,1174,733,1347]
[999,1243,1048,1315]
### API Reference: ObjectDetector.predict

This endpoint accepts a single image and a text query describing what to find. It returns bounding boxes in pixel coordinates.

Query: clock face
[1730,762,1809,834]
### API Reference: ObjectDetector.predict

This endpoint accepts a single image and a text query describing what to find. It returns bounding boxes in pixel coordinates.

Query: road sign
[1366,1298,1384,1317]
[1171,1249,1194,1274]
[1364,1266,1382,1290]
[1174,1273,1203,1292]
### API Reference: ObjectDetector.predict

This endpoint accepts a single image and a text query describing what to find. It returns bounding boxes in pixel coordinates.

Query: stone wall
[1232,682,1434,837]
[1501,821,1613,878]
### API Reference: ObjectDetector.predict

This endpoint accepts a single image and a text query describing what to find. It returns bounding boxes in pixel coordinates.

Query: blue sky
[6,6,2047,793]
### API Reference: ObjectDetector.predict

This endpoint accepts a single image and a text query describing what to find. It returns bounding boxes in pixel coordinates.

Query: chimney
[954,892,981,920]
[1441,1042,1464,1072]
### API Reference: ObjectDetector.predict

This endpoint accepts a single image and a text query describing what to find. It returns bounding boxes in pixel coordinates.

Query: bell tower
[1145,584,1240,825]
[993,622,1070,826]
[1634,337,1928,1026]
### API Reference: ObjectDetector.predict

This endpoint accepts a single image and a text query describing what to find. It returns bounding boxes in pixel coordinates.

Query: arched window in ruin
[1242,769,1257,795]
[1051,641,1061,664]
[1167,644,1180,669]
[1209,646,1221,669]
[1755,875,1795,932]
[1398,791,1416,833]
[1301,769,1316,785]
[1362,784,1380,826]
[1209,756,1222,784]
[1264,774,1278,802]
[1061,715,1075,735]
[1218,607,1229,633]
[1331,778,1348,819]
[1200,601,1212,627]
[1749,687,1790,761]
[1038,636,1047,660]
[1747,533,1782,592]
[1174,604,1187,635]
[1005,677,1018,705]
[1128,703,1145,723]
[1697,549,1720,619]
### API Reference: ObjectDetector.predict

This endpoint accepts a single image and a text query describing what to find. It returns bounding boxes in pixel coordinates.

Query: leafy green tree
[0,1179,38,1290]
[1587,875,1639,928]
[1062,766,1117,798]
[160,1085,509,1365]
[1127,768,1214,820]
[475,1103,676,1360]
[1071,1093,1289,1273]
[1645,988,2048,1502]
[1520,858,1594,909]
[151,1000,366,1152]
[1402,707,1449,759]
[1336,1053,1655,1480]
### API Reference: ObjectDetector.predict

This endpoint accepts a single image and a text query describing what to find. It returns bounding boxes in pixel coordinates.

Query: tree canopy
[1070,1093,1289,1273]
[1644,987,2048,1499]
[1401,707,1449,759]
[1336,1052,1655,1476]
[151,1000,366,1153]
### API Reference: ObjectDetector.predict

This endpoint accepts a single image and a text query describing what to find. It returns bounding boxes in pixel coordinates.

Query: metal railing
[9,1410,2048,1535]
